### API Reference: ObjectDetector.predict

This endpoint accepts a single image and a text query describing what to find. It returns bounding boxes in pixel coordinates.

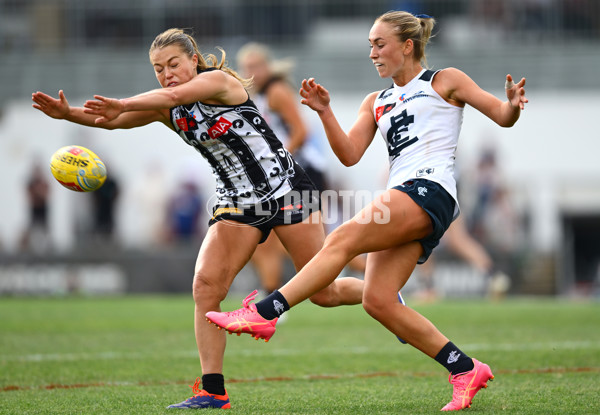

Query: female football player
[32,28,365,409]
[206,11,528,411]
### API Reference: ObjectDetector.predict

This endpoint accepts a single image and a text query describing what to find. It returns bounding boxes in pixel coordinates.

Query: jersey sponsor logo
[400,91,430,105]
[416,167,435,177]
[175,116,198,132]
[375,103,396,122]
[208,117,233,139]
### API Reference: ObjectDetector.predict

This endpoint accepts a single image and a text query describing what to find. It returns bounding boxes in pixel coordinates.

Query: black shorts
[208,173,321,243]
[392,179,456,264]
[302,164,327,193]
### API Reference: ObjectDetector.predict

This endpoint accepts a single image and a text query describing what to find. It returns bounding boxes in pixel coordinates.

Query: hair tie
[415,14,433,19]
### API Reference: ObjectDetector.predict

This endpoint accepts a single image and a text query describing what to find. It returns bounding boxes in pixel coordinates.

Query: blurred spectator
[91,174,120,242]
[165,180,205,244]
[468,146,526,283]
[469,147,499,241]
[20,160,51,253]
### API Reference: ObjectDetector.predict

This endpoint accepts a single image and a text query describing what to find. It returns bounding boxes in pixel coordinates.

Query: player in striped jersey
[32,28,365,409]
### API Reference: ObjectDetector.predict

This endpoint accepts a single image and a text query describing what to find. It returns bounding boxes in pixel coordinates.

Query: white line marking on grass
[2,340,599,363]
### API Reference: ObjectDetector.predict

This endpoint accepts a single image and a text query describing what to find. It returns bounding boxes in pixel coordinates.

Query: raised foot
[440,359,494,411]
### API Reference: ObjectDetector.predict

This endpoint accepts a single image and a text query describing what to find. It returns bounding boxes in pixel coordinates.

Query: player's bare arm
[434,68,527,127]
[84,70,246,124]
[300,78,377,166]
[32,90,165,130]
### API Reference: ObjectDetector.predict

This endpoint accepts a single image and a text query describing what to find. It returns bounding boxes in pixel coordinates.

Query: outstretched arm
[300,78,377,166]
[32,90,166,130]
[436,69,528,128]
[83,70,246,124]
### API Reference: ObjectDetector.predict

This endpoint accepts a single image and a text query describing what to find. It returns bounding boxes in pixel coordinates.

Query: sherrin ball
[49,145,107,192]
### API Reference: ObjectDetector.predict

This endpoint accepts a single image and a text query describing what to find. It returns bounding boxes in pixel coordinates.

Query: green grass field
[1,295,599,414]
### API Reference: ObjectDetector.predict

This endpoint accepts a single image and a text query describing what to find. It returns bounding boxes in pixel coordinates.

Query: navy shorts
[209,173,321,243]
[392,179,456,264]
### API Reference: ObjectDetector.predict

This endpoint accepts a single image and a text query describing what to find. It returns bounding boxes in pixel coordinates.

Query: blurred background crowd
[0,0,599,299]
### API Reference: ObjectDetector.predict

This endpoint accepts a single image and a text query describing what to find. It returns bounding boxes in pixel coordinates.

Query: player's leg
[168,221,262,409]
[250,232,286,293]
[364,241,494,411]
[362,241,448,356]
[193,222,262,373]
[274,211,363,307]
[277,189,432,307]
[205,189,433,335]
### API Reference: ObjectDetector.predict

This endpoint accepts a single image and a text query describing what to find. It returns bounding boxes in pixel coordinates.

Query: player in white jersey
[205,11,528,411]
[32,28,366,410]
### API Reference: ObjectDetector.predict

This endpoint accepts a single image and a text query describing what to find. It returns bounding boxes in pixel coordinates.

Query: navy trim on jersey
[378,85,394,99]
[419,70,436,82]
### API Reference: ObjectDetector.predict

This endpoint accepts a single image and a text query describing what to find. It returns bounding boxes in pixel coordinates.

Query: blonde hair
[374,11,435,67]
[149,28,251,87]
[236,42,296,83]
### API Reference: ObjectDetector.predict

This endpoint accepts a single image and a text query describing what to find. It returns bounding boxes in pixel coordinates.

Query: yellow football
[49,145,107,192]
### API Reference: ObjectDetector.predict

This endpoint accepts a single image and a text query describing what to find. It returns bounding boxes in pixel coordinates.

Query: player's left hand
[505,74,528,110]
[83,95,124,123]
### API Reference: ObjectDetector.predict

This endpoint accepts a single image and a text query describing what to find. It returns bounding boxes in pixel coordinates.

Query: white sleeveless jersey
[170,88,300,205]
[373,69,463,218]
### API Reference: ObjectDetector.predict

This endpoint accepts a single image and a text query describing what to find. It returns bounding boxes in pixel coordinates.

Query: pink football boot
[441,358,494,411]
[206,290,278,342]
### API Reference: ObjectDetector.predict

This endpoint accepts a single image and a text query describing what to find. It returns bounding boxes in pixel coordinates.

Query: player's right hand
[32,90,70,120]
[299,78,330,113]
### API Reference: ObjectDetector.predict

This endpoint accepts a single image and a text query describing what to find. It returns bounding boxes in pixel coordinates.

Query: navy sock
[434,341,475,375]
[202,373,225,395]
[255,290,290,320]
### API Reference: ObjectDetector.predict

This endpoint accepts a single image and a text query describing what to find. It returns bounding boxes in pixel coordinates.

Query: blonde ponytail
[375,11,436,67]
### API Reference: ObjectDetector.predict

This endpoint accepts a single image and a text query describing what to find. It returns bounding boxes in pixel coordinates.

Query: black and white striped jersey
[169,95,300,205]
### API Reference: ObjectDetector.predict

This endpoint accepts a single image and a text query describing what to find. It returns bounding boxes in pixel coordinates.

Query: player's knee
[309,285,336,308]
[362,290,388,321]
[192,270,228,306]
[322,225,359,259]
